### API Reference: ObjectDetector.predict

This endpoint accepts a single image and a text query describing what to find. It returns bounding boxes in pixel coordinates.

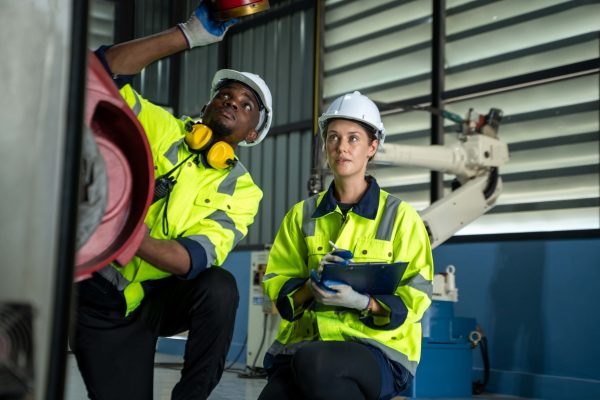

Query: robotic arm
[374,108,509,249]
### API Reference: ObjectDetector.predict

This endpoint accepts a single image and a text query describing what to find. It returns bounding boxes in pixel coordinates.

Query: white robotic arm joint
[374,108,510,249]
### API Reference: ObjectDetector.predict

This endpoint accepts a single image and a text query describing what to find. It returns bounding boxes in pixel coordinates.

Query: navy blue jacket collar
[312,176,380,220]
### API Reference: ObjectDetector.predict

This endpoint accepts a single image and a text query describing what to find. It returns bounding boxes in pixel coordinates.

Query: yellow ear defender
[185,122,213,150]
[206,141,236,169]
[184,122,236,169]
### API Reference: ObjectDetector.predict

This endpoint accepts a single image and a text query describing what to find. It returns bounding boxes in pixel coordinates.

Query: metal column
[430,0,446,203]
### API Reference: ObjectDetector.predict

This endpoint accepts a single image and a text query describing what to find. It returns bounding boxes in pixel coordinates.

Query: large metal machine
[74,51,155,281]
[246,251,280,373]
[375,107,509,250]
[1,1,89,398]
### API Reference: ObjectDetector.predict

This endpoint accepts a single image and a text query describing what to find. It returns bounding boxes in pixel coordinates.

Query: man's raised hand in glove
[310,281,370,311]
[178,1,238,48]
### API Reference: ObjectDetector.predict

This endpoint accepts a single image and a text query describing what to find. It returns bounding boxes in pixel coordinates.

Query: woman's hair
[323,119,378,142]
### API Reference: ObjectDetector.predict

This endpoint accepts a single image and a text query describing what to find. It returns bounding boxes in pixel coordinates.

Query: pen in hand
[328,240,353,261]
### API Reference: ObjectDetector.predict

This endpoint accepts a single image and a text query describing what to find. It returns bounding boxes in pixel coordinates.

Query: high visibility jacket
[98,84,262,316]
[263,178,432,375]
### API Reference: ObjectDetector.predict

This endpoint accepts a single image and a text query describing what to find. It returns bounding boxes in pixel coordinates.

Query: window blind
[323,0,599,235]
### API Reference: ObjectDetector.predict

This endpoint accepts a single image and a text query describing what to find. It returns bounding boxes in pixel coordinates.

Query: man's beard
[209,119,233,139]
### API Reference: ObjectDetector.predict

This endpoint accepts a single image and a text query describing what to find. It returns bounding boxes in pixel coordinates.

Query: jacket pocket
[351,237,394,263]
[305,235,331,270]
[160,190,234,239]
[194,190,232,211]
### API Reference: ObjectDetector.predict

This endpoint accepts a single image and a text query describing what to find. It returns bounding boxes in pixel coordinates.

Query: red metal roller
[207,0,270,21]
[75,51,154,281]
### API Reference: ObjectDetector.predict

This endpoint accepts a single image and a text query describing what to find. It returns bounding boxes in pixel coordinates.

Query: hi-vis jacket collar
[312,176,380,220]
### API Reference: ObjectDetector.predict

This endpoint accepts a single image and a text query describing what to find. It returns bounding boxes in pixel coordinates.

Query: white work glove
[178,1,238,48]
[310,281,370,311]
[318,248,353,273]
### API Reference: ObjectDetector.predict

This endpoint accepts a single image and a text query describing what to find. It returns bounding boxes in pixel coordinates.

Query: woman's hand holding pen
[318,240,354,272]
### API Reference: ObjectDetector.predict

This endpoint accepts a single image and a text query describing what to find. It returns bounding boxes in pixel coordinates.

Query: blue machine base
[401,300,477,398]
[402,342,474,398]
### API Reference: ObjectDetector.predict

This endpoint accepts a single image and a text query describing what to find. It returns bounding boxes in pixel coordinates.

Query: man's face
[202,82,261,147]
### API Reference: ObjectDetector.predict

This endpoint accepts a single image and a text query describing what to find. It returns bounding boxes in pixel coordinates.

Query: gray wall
[133,0,173,104]
[231,5,316,246]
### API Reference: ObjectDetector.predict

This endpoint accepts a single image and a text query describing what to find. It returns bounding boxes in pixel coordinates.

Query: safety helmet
[318,91,385,147]
[211,69,273,147]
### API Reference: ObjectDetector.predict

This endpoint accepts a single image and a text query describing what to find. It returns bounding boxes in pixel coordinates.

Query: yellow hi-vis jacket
[97,84,262,316]
[263,177,432,375]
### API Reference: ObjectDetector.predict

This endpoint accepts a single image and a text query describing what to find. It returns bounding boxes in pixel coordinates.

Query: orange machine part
[75,51,154,281]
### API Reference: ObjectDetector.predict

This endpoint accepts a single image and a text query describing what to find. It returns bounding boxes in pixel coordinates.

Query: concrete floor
[65,354,266,400]
[65,353,525,400]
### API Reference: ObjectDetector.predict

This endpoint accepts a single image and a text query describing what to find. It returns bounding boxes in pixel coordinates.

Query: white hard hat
[211,69,273,147]
[318,91,385,147]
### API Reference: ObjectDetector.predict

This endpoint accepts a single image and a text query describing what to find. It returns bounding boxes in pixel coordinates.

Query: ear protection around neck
[184,122,236,169]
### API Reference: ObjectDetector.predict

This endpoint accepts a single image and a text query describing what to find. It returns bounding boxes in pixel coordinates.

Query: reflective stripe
[266,339,314,357]
[263,273,278,282]
[163,139,183,165]
[376,195,401,241]
[354,337,419,376]
[405,273,433,299]
[217,162,247,195]
[207,210,244,246]
[97,265,131,291]
[186,234,217,266]
[131,90,142,116]
[301,195,319,237]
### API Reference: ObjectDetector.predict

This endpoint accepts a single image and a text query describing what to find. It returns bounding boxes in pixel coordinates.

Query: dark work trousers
[69,267,239,400]
[258,341,383,400]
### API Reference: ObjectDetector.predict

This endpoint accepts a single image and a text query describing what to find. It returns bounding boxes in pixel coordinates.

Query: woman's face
[325,119,378,179]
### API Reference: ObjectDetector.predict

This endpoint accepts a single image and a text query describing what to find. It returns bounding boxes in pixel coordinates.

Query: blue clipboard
[320,261,408,295]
